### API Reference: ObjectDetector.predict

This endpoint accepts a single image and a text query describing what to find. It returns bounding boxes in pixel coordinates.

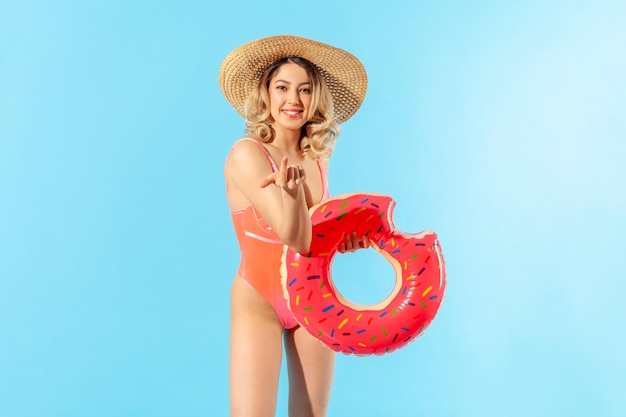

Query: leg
[230,276,284,417]
[284,326,336,417]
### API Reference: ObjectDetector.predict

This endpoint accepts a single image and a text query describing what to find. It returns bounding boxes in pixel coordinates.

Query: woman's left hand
[338,232,370,253]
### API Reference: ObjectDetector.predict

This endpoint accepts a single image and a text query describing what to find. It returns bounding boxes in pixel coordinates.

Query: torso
[225,137,330,329]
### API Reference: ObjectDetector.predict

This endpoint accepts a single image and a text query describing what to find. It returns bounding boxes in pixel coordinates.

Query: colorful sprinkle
[422,285,433,297]
[322,305,335,313]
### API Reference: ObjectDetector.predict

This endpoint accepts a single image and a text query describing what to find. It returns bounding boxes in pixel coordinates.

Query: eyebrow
[273,79,311,86]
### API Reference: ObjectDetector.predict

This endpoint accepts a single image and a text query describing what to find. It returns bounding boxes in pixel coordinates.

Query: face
[268,62,312,136]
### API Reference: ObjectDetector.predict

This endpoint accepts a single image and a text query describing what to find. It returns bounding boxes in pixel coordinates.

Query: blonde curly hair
[243,56,340,160]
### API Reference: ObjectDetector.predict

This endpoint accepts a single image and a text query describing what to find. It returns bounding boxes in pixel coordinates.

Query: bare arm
[226,141,312,253]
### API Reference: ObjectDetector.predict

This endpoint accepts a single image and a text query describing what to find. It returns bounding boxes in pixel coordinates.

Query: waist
[231,205,282,245]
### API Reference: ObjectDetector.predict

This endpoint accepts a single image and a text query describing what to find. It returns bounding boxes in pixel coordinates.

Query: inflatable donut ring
[281,192,446,355]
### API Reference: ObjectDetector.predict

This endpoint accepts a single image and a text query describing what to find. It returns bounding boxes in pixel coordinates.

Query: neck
[272,127,302,153]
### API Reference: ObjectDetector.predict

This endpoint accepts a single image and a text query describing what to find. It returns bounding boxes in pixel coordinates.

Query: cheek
[268,91,278,106]
[268,93,281,112]
[302,95,313,110]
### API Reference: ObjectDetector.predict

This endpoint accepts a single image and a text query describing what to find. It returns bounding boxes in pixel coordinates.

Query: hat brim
[219,35,367,124]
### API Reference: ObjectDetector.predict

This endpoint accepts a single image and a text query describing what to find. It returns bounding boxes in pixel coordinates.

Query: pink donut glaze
[281,193,447,355]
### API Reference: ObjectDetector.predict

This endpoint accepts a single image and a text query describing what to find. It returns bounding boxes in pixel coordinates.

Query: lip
[281,109,303,118]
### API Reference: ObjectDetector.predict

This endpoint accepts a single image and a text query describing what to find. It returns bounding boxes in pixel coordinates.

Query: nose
[288,89,301,105]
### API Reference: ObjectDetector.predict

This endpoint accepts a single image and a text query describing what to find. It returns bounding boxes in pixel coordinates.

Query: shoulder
[225,136,275,178]
[227,137,267,164]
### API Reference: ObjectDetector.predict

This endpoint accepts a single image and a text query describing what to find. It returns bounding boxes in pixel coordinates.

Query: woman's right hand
[259,156,306,192]
[258,155,311,253]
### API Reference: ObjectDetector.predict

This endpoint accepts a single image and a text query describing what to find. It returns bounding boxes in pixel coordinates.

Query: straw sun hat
[219,35,368,124]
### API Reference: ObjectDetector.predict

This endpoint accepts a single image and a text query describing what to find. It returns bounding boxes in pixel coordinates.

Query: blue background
[1,1,625,416]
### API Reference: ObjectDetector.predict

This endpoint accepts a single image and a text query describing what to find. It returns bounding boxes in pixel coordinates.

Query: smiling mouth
[282,109,303,117]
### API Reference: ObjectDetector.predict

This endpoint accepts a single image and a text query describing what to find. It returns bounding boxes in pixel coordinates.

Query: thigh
[230,276,284,417]
[284,326,336,417]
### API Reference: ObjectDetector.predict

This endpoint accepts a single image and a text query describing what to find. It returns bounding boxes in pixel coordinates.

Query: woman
[219,35,368,417]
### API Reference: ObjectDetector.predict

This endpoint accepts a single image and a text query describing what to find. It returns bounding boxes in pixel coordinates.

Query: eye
[300,87,311,94]
[276,85,287,90]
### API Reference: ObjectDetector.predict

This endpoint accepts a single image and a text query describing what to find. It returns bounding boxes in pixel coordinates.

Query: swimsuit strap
[232,137,278,172]
[316,158,330,199]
